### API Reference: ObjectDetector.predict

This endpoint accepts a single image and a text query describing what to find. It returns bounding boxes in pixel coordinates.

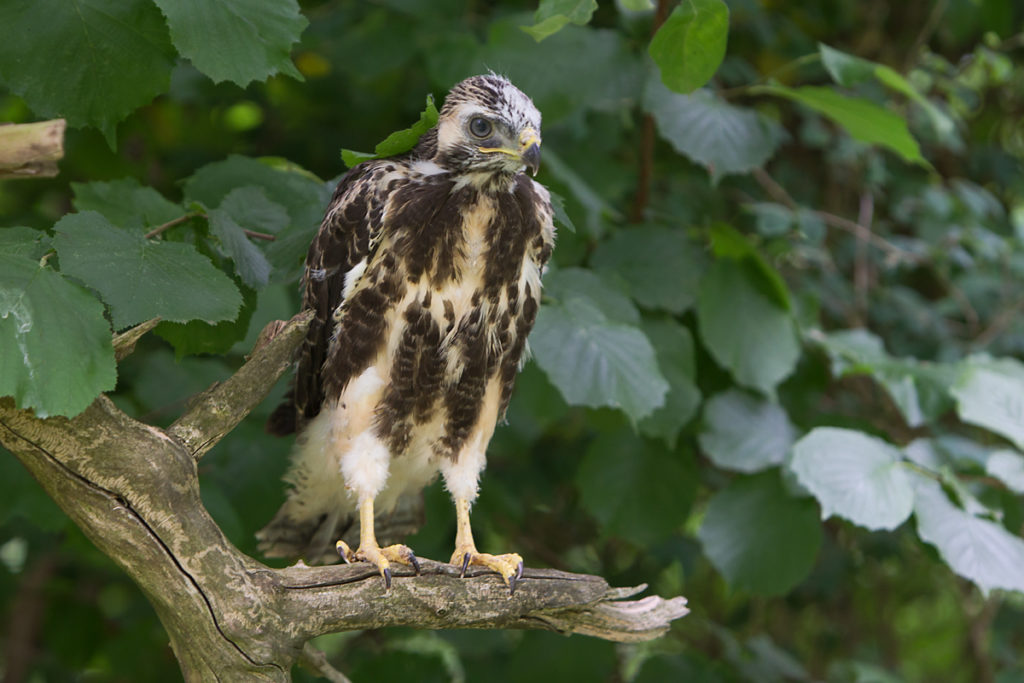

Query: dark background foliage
[3,0,1024,680]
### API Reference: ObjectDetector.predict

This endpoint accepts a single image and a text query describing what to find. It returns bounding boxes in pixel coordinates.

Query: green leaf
[184,156,327,232]
[810,328,956,428]
[753,85,926,166]
[818,43,877,86]
[0,0,175,145]
[53,211,242,329]
[696,260,800,396]
[479,20,644,124]
[790,428,914,531]
[72,178,183,229]
[0,254,115,417]
[214,186,291,236]
[698,471,822,595]
[542,148,621,235]
[205,187,288,289]
[375,95,440,157]
[341,149,378,168]
[639,318,701,448]
[531,269,668,422]
[547,190,577,234]
[951,356,1024,451]
[644,83,786,182]
[183,156,330,278]
[208,215,270,290]
[154,283,256,358]
[699,390,795,473]
[340,95,440,167]
[521,0,598,42]
[819,44,954,138]
[649,0,730,94]
[591,225,708,313]
[0,227,51,260]
[708,223,791,310]
[986,450,1024,494]
[913,476,1024,595]
[576,430,696,545]
[748,202,794,237]
[151,0,306,86]
[544,268,640,325]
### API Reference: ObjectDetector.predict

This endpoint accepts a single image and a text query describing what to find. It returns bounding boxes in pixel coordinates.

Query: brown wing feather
[265,163,380,436]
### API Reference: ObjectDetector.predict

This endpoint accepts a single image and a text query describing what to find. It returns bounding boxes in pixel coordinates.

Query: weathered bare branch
[299,644,353,683]
[113,317,162,361]
[272,560,686,643]
[0,119,65,179]
[167,310,313,460]
[0,309,688,681]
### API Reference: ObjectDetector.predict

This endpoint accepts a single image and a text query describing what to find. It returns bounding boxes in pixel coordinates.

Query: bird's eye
[469,117,492,138]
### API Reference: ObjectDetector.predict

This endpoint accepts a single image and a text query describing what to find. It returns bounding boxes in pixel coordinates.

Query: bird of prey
[258,74,554,594]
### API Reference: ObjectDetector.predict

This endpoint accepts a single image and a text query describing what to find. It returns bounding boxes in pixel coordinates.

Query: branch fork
[0,312,688,681]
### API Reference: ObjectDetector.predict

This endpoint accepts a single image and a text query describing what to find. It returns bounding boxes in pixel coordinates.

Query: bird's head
[434,74,542,182]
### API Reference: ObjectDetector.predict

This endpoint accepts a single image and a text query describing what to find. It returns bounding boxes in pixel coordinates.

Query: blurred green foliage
[3,0,1024,681]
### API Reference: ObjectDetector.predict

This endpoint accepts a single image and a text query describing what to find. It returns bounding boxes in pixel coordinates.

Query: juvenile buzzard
[258,74,555,594]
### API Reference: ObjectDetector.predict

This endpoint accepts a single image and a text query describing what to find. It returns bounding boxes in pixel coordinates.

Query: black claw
[509,561,524,597]
[460,552,471,578]
[410,552,421,575]
[383,567,392,591]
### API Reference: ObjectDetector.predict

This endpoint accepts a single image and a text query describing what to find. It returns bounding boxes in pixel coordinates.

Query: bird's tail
[256,493,425,565]
[265,390,297,436]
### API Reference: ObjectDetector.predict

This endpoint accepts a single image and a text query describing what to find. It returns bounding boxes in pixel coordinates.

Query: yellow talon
[450,497,525,595]
[338,498,420,590]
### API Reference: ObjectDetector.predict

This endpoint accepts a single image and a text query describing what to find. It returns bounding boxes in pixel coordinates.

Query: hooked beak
[519,126,542,176]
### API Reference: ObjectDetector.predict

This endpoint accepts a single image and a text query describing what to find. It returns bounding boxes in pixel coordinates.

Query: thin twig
[972,296,1024,349]
[751,168,921,263]
[719,53,820,99]
[299,643,352,683]
[112,318,162,362]
[964,589,998,683]
[905,0,949,71]
[144,212,202,239]
[854,192,875,316]
[243,229,276,241]
[939,274,981,336]
[630,0,672,223]
[752,167,797,209]
[631,116,656,223]
[816,210,921,263]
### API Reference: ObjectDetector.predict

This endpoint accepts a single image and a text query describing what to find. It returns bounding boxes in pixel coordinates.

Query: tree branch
[167,310,314,460]
[752,167,922,265]
[144,212,203,239]
[0,119,65,179]
[299,644,353,683]
[112,317,162,361]
[629,0,672,223]
[273,561,686,643]
[0,309,688,681]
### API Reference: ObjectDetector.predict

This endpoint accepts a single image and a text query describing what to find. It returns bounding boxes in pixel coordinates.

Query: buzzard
[258,74,555,594]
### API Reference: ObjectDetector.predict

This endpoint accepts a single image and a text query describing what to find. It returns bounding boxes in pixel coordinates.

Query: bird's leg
[449,497,524,595]
[336,494,419,590]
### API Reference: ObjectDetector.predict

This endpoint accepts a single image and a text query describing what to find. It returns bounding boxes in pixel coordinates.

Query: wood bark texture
[0,119,65,178]
[0,312,689,681]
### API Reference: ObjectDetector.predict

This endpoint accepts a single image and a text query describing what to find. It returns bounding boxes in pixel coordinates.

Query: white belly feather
[281,191,542,522]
